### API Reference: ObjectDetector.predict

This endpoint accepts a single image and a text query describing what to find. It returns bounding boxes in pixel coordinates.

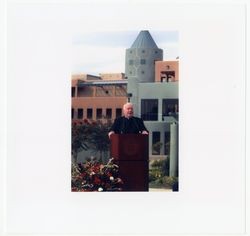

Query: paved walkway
[149,188,172,192]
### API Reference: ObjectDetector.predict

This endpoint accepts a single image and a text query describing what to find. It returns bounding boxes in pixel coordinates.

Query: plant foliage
[71,158,123,192]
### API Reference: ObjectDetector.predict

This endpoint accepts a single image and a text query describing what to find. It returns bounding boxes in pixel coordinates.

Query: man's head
[123,102,134,118]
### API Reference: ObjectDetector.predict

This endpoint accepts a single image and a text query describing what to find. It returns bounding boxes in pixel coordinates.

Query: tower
[125,30,163,116]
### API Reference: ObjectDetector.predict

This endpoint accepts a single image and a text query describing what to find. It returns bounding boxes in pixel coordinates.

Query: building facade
[72,73,127,123]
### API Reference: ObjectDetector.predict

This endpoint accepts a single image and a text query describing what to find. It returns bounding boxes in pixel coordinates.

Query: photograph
[71,30,179,192]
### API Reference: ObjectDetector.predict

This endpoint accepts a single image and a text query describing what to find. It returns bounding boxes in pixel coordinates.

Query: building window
[106,108,112,119]
[152,132,161,155]
[130,50,133,54]
[142,50,145,53]
[141,99,158,121]
[155,50,158,54]
[160,71,175,82]
[162,99,178,117]
[71,87,75,97]
[71,108,74,119]
[140,59,146,64]
[77,108,83,119]
[141,71,144,74]
[116,108,122,118]
[129,60,133,65]
[164,132,170,155]
[87,108,93,119]
[96,108,102,119]
[77,86,94,97]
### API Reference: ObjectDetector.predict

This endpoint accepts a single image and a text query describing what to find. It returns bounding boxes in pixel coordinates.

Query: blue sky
[72,30,179,75]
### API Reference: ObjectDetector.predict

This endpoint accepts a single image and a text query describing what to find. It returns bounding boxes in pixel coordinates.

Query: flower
[71,158,123,192]
[94,176,101,184]
[110,176,114,181]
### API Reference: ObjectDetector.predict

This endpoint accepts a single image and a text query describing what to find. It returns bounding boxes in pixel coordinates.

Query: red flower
[80,172,86,178]
[106,172,112,177]
[94,176,101,184]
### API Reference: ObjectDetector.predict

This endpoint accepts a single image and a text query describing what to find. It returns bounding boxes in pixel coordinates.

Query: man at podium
[108,102,149,191]
[108,102,149,138]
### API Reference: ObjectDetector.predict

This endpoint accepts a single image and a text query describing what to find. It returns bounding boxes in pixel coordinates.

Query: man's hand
[108,131,115,139]
[141,130,149,135]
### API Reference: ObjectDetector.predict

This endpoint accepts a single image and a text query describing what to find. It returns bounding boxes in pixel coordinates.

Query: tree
[71,120,92,163]
[152,141,163,155]
[71,119,112,163]
[87,120,112,163]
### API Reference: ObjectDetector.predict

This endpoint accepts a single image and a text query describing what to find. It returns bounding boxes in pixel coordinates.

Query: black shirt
[110,116,148,134]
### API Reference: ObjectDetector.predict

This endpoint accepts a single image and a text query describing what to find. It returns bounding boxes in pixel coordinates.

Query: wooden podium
[110,134,149,191]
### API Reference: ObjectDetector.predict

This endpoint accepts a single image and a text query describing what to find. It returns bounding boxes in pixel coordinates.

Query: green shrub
[149,158,178,190]
[162,176,178,188]
[149,171,157,182]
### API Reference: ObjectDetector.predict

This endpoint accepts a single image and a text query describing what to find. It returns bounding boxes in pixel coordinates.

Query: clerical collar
[124,116,132,119]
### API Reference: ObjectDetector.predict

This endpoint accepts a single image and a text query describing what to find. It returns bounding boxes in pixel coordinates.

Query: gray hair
[123,102,134,110]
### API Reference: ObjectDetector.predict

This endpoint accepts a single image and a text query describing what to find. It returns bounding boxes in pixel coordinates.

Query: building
[72,73,127,123]
[125,30,178,162]
[72,30,178,172]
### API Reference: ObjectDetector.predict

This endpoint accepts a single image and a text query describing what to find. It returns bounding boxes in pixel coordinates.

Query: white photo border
[1,0,249,235]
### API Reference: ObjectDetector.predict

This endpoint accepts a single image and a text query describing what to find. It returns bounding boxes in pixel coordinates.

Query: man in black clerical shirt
[108,102,148,138]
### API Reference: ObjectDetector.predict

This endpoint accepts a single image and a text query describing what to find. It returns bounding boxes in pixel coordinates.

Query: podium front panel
[115,160,149,191]
[110,134,149,191]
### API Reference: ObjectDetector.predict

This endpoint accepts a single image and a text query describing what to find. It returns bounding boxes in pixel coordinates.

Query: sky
[71,30,179,75]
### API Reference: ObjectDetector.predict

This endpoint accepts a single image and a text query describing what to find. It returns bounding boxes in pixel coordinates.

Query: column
[158,98,162,121]
[169,122,178,177]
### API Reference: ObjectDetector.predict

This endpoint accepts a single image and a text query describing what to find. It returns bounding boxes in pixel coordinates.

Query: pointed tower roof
[130,30,158,49]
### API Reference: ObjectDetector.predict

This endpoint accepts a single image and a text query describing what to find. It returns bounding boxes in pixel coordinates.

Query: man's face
[123,104,134,118]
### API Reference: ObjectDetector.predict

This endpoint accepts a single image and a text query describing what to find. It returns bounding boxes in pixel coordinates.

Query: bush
[149,158,178,190]
[71,158,123,192]
[162,176,178,188]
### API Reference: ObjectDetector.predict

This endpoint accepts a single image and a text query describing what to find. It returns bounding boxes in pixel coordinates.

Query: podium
[110,134,149,191]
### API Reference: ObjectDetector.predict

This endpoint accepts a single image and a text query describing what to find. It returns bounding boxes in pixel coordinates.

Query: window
[141,71,144,74]
[106,108,112,119]
[77,87,94,97]
[71,108,74,119]
[141,99,158,121]
[77,108,83,119]
[140,59,146,65]
[152,132,161,155]
[71,87,75,97]
[162,99,178,117]
[116,108,122,118]
[142,50,145,53]
[96,108,102,119]
[160,71,175,82]
[129,60,133,65]
[87,108,93,119]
